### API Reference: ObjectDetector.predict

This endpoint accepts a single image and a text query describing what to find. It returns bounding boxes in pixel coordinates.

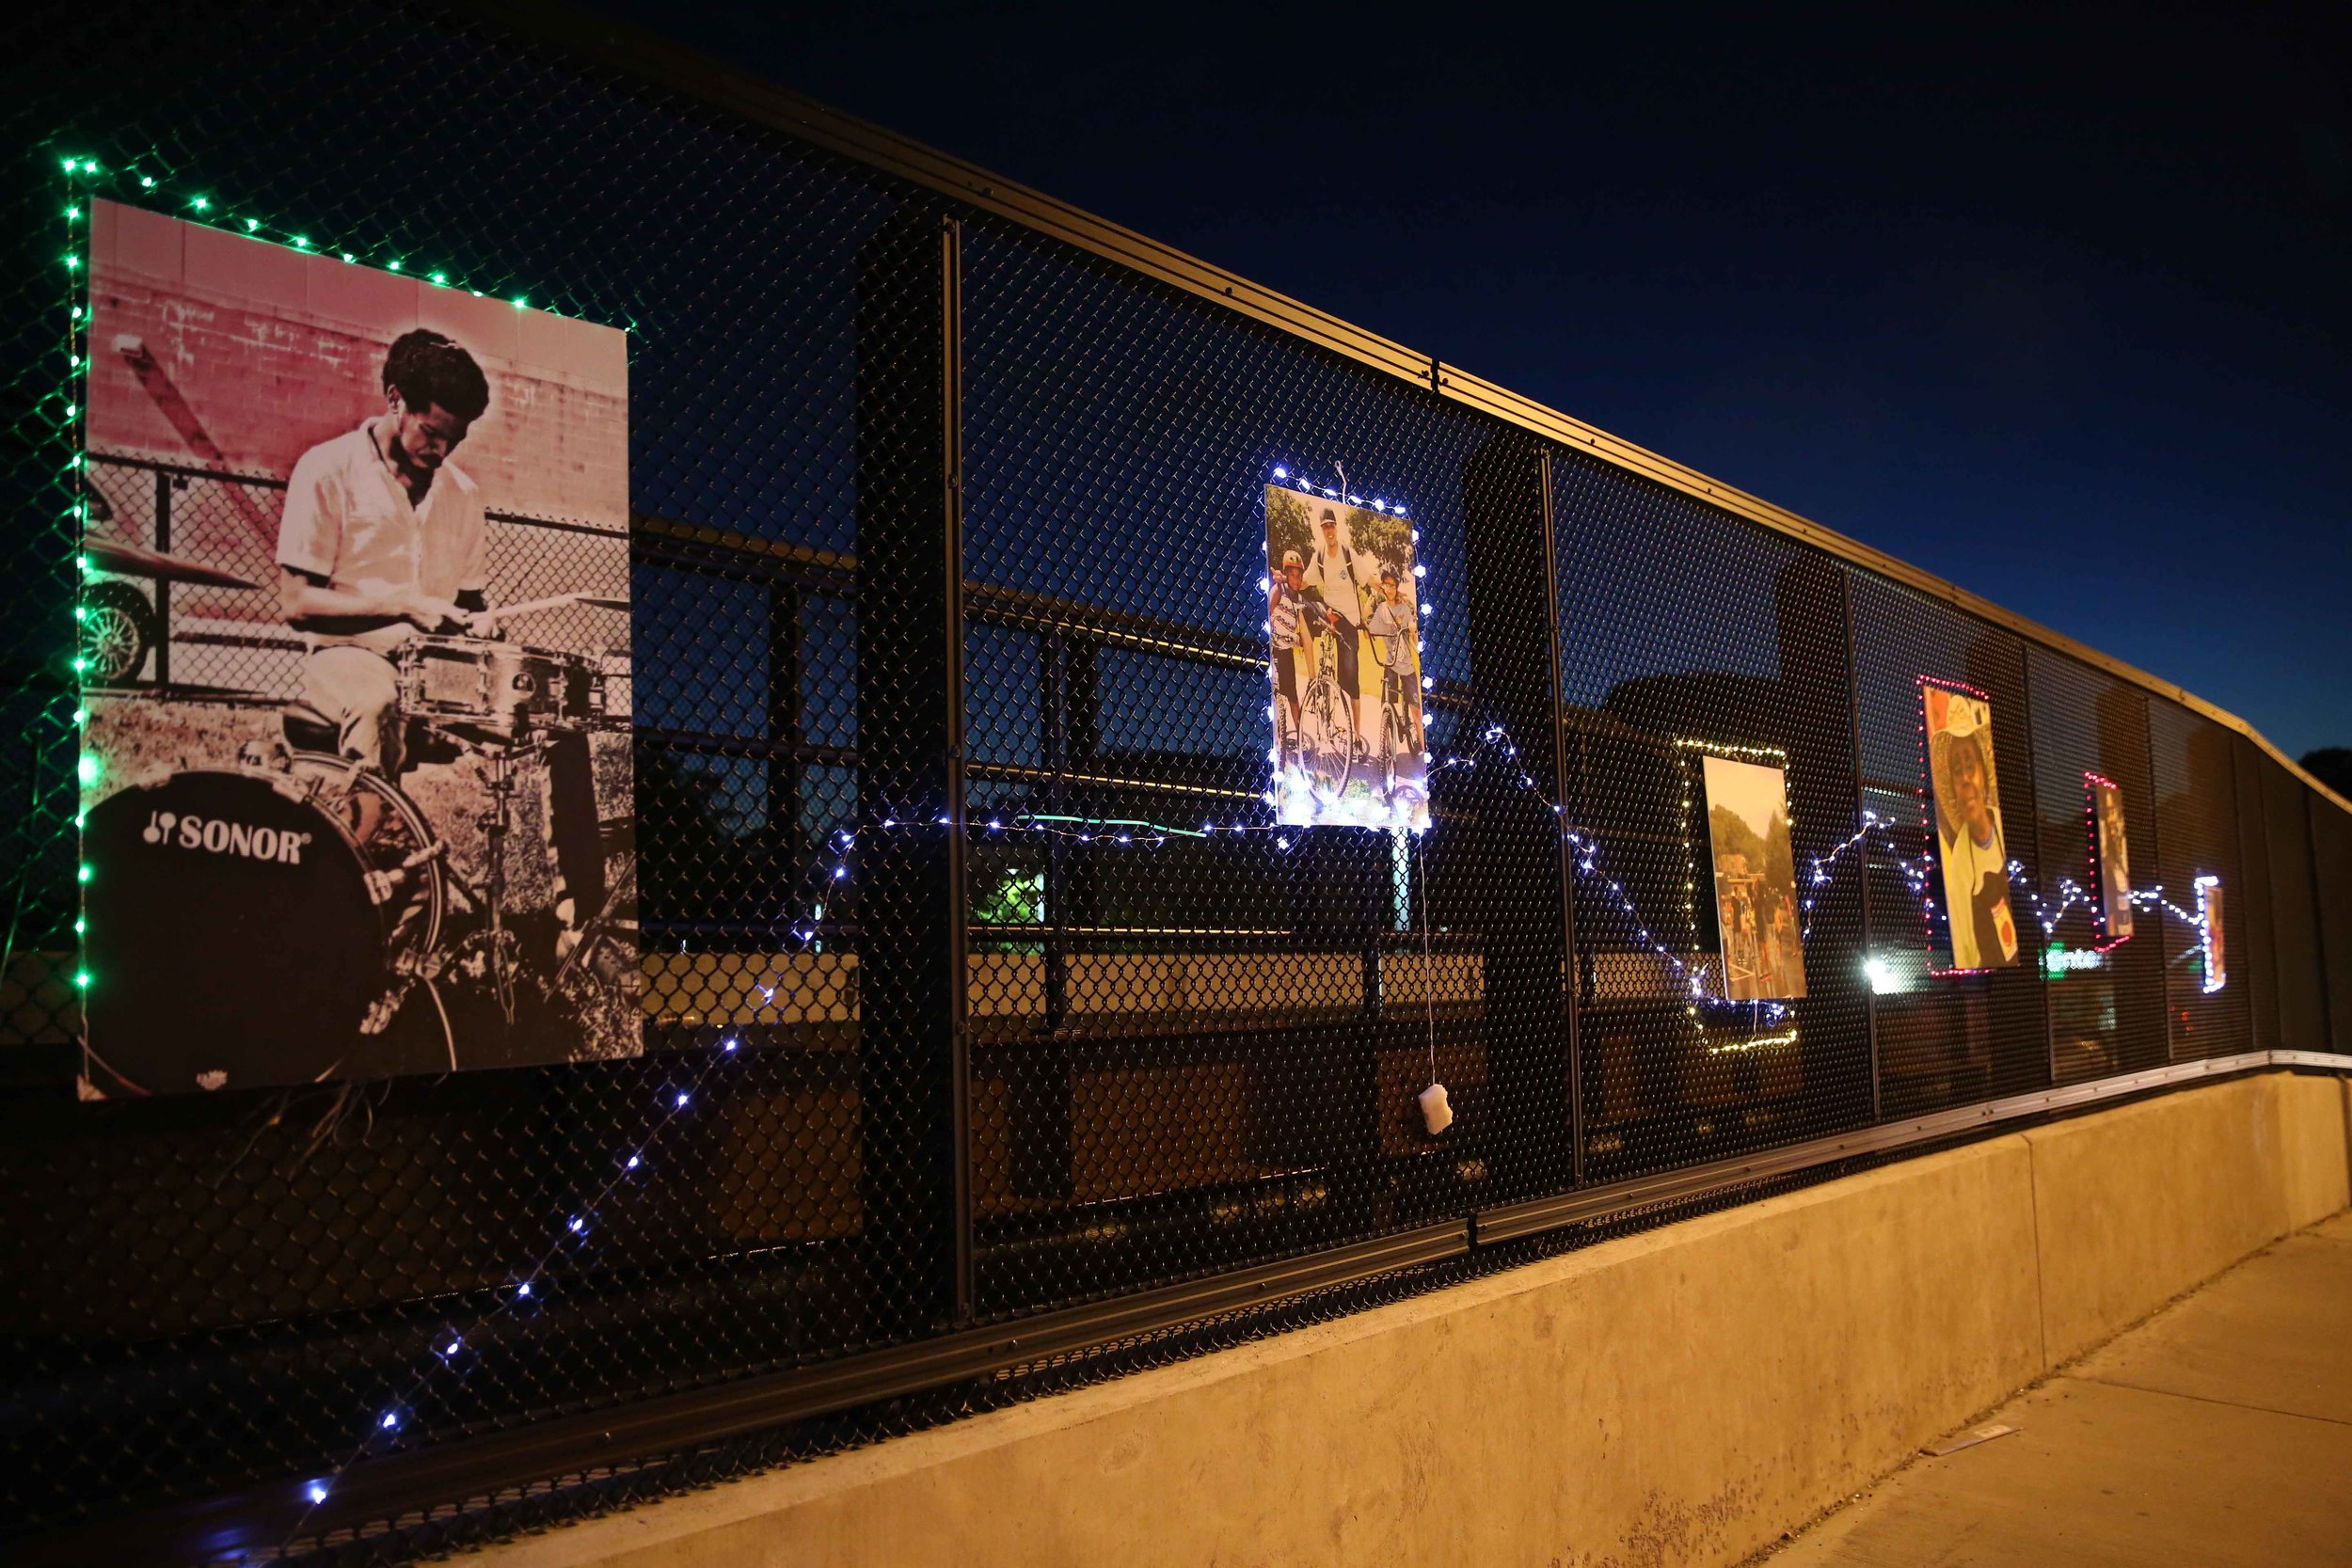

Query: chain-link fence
[3,3,2348,1561]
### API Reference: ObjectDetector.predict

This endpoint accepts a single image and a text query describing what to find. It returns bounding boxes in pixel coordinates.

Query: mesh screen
[1848,577,2050,1116]
[2257,753,2328,1051]
[2232,735,2280,1054]
[2148,701,2250,1060]
[2311,799,2352,1055]
[1,1,2345,1561]
[1549,451,1870,1178]
[2023,647,2167,1082]
[956,219,1495,1314]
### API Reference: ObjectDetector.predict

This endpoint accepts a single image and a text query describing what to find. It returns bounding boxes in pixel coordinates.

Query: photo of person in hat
[1925,686,2020,969]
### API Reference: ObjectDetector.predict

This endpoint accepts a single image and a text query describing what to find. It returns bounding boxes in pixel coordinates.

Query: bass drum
[82,766,445,1095]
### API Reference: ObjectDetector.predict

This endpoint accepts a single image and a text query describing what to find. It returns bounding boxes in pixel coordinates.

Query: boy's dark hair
[382,329,490,421]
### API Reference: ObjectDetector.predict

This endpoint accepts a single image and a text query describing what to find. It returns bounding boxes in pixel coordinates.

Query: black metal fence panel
[2233,735,2282,1057]
[1549,451,1872,1179]
[0,2,2345,1560]
[2148,701,2250,1060]
[2024,646,2169,1082]
[955,218,1499,1315]
[1847,577,2051,1117]
[2258,752,2328,1052]
[2312,802,2352,1055]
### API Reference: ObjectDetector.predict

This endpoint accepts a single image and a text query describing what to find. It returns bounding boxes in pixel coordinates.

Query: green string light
[52,157,623,1022]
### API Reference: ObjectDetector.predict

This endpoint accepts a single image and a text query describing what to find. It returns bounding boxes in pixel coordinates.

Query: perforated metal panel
[1848,578,2049,1116]
[2256,752,2328,1051]
[956,217,1503,1311]
[2024,647,2167,1083]
[1549,451,1871,1179]
[2148,702,2250,1060]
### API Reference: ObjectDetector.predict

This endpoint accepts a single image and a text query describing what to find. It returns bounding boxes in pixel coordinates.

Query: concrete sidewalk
[1763,1211,2352,1567]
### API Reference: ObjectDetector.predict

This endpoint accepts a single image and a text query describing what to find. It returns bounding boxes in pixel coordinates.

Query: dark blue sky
[594,2,2350,759]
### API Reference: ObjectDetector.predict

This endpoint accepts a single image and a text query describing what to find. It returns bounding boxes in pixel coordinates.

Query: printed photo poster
[1265,482,1429,831]
[2089,774,2134,947]
[1922,684,2020,970]
[1699,754,1807,1001]
[2199,878,2227,992]
[77,199,637,1097]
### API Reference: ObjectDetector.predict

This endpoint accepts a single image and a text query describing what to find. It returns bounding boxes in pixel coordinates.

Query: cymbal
[85,536,262,589]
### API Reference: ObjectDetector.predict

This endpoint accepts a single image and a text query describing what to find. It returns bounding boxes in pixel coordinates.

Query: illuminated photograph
[2198,876,2227,992]
[1923,683,2020,970]
[1265,481,1428,831]
[1699,753,1807,1001]
[2090,773,2134,947]
[78,199,637,1096]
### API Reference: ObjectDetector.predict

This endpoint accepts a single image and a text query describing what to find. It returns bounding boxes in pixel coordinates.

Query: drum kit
[82,585,633,1096]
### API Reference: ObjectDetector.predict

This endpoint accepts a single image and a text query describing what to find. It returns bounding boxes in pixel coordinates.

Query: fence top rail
[87,451,630,537]
[486,0,2349,820]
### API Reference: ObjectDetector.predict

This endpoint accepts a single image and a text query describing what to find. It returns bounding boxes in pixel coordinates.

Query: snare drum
[397,635,595,736]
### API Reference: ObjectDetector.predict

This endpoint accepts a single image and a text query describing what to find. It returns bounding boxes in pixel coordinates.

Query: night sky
[591,2,2350,759]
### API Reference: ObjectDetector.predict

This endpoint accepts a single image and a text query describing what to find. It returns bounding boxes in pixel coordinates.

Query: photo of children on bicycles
[1265,482,1429,832]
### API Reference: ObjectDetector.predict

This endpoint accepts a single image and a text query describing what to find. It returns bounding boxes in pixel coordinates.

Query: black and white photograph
[78,199,636,1095]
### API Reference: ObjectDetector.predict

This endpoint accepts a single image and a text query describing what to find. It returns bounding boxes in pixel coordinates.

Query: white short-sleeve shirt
[277,421,487,656]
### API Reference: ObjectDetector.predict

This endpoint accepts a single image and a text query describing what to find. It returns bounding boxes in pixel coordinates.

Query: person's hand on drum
[465,610,503,641]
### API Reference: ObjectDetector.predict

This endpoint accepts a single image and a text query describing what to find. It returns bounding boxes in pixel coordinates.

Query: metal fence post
[1462,434,1575,1200]
[1536,451,1583,1184]
[853,209,972,1329]
[151,468,171,687]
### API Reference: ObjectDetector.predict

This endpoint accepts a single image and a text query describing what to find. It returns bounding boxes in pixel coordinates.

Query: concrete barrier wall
[455,1072,2351,1568]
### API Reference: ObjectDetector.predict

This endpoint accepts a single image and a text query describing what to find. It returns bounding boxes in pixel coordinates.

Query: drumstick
[476,590,625,624]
